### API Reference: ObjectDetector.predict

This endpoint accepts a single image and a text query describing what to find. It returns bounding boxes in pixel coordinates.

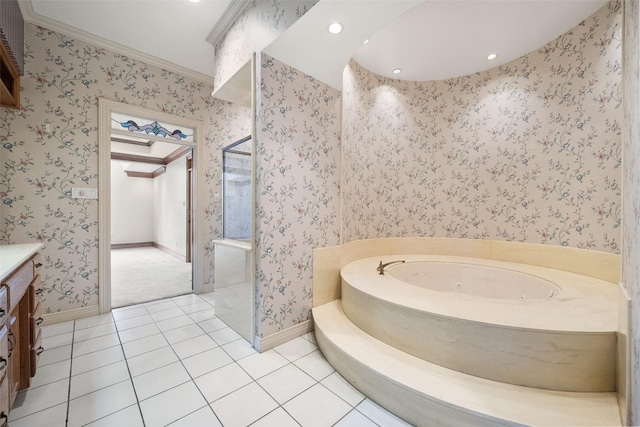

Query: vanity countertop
[0,243,44,283]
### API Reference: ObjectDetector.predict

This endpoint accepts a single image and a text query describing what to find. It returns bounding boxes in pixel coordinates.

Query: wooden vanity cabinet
[1,252,44,414]
[29,255,44,376]
[0,286,9,427]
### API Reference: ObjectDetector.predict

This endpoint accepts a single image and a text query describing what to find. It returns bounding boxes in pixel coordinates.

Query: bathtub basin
[341,255,618,392]
[387,261,561,300]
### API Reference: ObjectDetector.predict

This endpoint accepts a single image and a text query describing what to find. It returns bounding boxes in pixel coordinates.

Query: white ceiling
[352,0,607,82]
[22,0,607,89]
[25,0,232,82]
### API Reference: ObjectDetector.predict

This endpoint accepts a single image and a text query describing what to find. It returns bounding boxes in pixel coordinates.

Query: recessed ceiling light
[189,0,200,3]
[392,68,402,75]
[486,53,497,60]
[328,22,343,35]
[363,39,369,45]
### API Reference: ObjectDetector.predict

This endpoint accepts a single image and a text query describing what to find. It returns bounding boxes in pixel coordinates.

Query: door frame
[98,99,204,314]
[186,154,192,263]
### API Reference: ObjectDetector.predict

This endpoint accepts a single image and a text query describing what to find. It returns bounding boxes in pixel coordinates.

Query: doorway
[98,99,204,313]
[110,142,193,307]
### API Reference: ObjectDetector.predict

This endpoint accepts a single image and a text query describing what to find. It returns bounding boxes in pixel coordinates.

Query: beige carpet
[111,247,192,308]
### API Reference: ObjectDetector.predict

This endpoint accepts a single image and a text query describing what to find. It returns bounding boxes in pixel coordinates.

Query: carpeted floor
[111,247,192,308]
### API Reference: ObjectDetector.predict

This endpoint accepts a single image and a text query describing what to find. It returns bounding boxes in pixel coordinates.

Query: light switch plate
[72,187,98,199]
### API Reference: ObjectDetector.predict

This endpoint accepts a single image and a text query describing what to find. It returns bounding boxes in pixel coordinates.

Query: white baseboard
[41,305,101,326]
[254,319,314,352]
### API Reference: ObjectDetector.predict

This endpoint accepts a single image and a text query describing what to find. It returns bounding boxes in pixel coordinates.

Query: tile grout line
[142,297,224,426]
[168,303,220,425]
[112,310,147,427]
[234,338,350,426]
[128,295,280,426]
[64,319,76,427]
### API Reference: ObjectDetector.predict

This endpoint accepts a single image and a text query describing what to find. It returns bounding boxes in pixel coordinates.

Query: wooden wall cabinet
[1,252,43,418]
[0,42,19,110]
[0,0,24,110]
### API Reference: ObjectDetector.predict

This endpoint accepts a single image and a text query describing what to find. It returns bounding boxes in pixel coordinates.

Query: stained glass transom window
[110,112,194,143]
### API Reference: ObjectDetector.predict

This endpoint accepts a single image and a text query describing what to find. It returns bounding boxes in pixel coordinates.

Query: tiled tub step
[312,301,622,427]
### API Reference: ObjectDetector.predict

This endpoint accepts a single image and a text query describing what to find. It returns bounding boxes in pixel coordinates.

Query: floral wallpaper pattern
[256,54,341,337]
[623,0,640,423]
[342,1,622,254]
[0,23,250,313]
[213,0,317,92]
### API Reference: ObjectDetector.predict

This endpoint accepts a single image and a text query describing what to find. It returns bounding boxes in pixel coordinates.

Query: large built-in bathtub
[312,238,623,425]
[340,254,618,392]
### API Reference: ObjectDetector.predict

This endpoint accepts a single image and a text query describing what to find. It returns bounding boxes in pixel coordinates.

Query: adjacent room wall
[341,1,622,254]
[154,155,188,257]
[110,160,154,245]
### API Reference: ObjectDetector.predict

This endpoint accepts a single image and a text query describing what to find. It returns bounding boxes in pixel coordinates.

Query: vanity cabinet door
[0,375,8,427]
[31,253,42,277]
[0,327,8,384]
[0,288,7,326]
[30,329,42,377]
[7,315,18,408]
[0,325,7,426]
[29,275,43,314]
[29,297,42,347]
[28,270,44,378]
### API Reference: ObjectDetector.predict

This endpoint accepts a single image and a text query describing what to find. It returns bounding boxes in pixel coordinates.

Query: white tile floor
[8,293,413,427]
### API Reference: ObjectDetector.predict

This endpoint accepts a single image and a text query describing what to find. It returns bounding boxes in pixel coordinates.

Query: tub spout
[377,260,405,275]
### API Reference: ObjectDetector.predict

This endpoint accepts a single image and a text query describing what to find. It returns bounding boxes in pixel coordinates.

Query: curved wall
[341,1,622,253]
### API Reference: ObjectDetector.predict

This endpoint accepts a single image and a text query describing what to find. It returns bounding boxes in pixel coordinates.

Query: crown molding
[125,167,166,179]
[18,0,215,85]
[206,0,250,48]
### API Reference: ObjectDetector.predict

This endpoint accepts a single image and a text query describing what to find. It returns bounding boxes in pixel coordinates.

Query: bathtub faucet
[377,260,405,275]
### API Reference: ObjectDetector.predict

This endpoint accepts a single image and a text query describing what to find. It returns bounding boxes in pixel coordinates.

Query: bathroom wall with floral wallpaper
[213,0,317,92]
[623,0,639,423]
[0,23,251,314]
[341,1,622,254]
[255,54,341,338]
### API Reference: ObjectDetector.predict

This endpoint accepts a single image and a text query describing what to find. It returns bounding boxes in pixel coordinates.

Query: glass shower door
[222,136,251,241]
[214,136,254,344]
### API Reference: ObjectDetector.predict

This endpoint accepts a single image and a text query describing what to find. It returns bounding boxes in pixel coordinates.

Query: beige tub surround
[312,237,620,308]
[342,255,617,392]
[312,238,622,426]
